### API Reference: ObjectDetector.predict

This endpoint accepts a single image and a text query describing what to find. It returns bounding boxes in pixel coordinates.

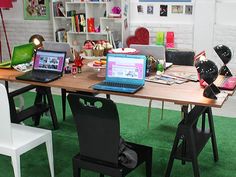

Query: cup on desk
[71,65,78,77]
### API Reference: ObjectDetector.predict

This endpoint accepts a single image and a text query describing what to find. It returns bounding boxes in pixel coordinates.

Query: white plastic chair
[0,84,54,177]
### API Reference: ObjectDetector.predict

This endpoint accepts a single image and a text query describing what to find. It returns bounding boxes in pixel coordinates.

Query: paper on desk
[145,74,187,85]
[168,72,198,81]
[13,62,33,72]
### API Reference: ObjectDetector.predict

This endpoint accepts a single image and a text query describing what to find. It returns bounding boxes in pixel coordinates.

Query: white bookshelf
[51,0,130,51]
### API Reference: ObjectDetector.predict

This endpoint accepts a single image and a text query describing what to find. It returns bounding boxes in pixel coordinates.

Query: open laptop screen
[33,50,66,73]
[106,54,146,85]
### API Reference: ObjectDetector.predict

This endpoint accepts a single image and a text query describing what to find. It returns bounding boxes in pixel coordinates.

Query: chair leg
[161,101,164,120]
[147,99,152,128]
[11,154,21,177]
[46,138,54,177]
[73,158,81,177]
[146,148,152,177]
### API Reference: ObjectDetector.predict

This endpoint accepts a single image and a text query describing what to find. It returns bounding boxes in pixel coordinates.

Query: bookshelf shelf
[52,0,130,51]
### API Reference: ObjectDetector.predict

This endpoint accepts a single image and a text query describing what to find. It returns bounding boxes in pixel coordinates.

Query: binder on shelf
[53,1,65,17]
[55,28,67,42]
[74,14,80,32]
[71,16,76,32]
[78,13,86,32]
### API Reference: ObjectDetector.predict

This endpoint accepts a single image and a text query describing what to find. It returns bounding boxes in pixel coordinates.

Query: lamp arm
[0,9,11,59]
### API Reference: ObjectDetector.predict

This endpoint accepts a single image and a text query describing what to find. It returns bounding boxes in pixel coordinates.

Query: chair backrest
[68,93,120,166]
[166,49,195,66]
[0,84,13,146]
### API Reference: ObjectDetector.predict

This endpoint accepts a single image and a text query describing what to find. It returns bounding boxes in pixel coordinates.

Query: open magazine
[145,74,188,85]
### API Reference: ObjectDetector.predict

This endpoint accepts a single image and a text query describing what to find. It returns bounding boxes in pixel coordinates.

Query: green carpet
[0,92,236,177]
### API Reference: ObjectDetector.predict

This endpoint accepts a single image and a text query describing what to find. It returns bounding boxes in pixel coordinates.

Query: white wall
[1,0,236,69]
[0,0,53,59]
[130,0,194,48]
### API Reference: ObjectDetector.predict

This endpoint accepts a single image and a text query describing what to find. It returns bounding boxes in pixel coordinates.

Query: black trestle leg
[165,105,219,177]
[207,107,219,162]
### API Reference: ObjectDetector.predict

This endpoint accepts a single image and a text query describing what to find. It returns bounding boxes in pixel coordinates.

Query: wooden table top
[0,64,229,108]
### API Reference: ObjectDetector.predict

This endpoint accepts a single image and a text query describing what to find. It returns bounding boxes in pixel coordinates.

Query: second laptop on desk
[92,54,146,93]
[16,49,66,83]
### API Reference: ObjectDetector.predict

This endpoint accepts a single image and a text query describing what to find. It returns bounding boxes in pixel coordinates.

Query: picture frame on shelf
[24,0,50,20]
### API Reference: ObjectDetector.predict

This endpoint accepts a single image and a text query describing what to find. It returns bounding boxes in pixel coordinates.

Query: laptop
[130,44,173,69]
[92,54,147,93]
[43,41,74,62]
[0,43,34,68]
[214,75,236,90]
[16,49,66,83]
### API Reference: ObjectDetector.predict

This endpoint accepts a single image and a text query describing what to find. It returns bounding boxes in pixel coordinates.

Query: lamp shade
[29,34,45,49]
[0,0,13,8]
[214,44,232,65]
[195,59,218,85]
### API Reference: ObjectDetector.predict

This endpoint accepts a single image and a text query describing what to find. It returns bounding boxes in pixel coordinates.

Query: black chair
[147,49,195,128]
[61,88,110,121]
[68,93,152,177]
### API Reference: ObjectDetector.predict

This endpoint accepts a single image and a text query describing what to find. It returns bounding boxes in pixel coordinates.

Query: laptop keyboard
[97,82,141,89]
[30,71,57,80]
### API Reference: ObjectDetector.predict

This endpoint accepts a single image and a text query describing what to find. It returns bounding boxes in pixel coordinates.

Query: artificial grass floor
[0,91,236,177]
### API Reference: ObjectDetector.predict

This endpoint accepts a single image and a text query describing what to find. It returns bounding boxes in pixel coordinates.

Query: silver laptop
[43,41,74,62]
[130,44,172,68]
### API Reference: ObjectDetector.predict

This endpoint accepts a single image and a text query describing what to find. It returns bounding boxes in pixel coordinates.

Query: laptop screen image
[33,50,65,73]
[106,54,146,85]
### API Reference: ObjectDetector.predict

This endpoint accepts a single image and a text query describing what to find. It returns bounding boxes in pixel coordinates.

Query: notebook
[130,44,173,69]
[43,41,74,62]
[214,75,236,90]
[16,49,66,83]
[0,43,34,68]
[92,54,147,93]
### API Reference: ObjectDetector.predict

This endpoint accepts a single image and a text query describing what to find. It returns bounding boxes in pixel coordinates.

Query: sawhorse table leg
[165,105,218,177]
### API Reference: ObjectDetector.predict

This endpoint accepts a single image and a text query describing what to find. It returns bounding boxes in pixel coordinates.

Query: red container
[87,18,95,32]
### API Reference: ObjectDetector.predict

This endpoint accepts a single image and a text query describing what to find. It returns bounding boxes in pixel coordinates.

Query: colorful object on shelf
[109,6,121,17]
[156,32,165,46]
[95,26,100,32]
[112,6,121,14]
[166,31,174,48]
[126,27,149,47]
[87,17,95,32]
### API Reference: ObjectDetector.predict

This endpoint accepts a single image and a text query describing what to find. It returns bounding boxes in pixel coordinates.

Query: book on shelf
[71,13,86,32]
[55,28,67,42]
[53,1,65,17]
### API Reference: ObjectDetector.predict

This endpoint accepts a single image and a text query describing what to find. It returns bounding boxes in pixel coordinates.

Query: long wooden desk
[0,64,230,177]
[0,65,228,108]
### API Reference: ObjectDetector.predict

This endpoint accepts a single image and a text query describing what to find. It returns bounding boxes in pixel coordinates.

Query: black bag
[118,137,138,168]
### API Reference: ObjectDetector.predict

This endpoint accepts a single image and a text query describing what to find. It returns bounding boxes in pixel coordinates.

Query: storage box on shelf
[52,0,129,53]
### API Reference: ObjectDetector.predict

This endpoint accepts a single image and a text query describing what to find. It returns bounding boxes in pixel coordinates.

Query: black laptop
[16,49,66,83]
